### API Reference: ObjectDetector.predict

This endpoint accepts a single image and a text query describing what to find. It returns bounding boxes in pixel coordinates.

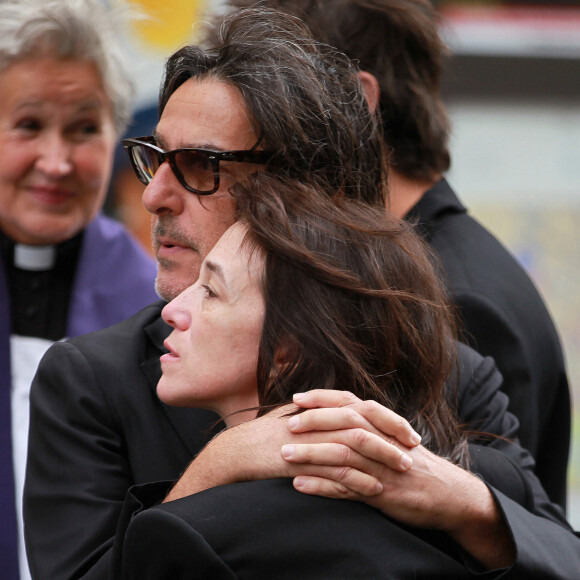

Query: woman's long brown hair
[234,174,468,467]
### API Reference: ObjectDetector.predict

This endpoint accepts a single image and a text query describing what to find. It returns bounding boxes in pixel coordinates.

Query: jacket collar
[405,178,466,242]
[141,303,170,395]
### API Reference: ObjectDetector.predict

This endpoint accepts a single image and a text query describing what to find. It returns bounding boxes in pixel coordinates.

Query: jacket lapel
[405,178,467,242]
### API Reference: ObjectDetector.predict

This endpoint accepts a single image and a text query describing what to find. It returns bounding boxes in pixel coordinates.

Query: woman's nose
[35,136,73,177]
[161,287,192,330]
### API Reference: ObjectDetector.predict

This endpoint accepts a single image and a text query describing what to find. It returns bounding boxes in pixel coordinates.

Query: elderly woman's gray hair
[0,0,134,135]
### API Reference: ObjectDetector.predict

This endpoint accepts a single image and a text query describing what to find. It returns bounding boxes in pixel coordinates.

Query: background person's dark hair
[160,7,387,206]
[234,173,467,467]
[227,0,451,181]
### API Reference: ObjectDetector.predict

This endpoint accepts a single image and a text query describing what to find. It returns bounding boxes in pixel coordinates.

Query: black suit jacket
[113,479,580,580]
[407,179,570,507]
[24,302,220,580]
[24,302,573,579]
[115,480,479,580]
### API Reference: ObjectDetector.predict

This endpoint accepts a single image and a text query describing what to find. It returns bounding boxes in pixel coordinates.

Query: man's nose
[142,161,185,216]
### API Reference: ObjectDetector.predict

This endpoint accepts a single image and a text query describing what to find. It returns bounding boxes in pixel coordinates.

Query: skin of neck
[386,169,440,219]
[357,71,440,220]
[223,408,259,429]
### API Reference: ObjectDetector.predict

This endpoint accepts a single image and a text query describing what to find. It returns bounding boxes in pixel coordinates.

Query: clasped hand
[168,389,513,569]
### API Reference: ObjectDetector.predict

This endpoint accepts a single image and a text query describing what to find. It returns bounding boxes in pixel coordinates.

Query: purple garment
[0,213,157,579]
[0,259,18,579]
[67,214,158,337]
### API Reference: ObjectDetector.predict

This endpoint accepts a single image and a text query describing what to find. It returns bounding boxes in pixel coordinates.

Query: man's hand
[164,393,420,501]
[286,390,515,570]
[165,389,514,569]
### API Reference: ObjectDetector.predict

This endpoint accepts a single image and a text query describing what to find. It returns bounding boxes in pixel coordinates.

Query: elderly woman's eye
[81,124,97,134]
[15,118,41,132]
[71,120,99,137]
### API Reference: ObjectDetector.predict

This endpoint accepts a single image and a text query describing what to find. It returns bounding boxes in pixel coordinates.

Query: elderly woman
[0,1,157,578]
[111,173,490,579]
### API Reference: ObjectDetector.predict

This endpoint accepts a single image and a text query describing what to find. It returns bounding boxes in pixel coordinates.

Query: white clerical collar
[14,244,56,271]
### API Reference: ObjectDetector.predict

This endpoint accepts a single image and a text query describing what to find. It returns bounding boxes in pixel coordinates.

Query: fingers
[293,390,361,409]
[293,469,382,499]
[289,397,421,449]
[355,400,421,448]
[288,407,381,436]
[281,430,413,472]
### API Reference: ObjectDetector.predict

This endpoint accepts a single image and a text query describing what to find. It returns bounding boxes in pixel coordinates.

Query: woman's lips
[162,339,179,360]
[28,185,76,205]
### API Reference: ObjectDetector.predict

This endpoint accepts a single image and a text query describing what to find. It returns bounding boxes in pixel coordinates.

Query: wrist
[447,477,515,569]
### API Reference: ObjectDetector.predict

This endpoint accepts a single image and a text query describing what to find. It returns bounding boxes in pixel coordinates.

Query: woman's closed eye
[202,284,218,299]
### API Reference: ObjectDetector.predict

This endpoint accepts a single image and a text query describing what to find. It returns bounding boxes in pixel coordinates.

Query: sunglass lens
[132,145,161,184]
[174,150,216,194]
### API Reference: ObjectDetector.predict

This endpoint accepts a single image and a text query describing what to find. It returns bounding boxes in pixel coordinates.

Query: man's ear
[358,71,380,114]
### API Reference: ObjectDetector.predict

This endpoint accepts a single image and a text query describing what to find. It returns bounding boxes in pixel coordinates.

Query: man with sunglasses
[25,8,579,580]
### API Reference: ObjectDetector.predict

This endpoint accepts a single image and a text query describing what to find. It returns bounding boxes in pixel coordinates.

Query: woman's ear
[271,343,292,378]
[358,71,381,114]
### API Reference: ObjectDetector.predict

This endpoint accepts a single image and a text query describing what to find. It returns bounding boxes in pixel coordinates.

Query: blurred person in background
[108,106,158,256]
[0,1,157,578]
[228,0,571,509]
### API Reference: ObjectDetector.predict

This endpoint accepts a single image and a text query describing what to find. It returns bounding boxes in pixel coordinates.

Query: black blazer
[113,479,580,580]
[116,480,479,580]
[407,179,570,507]
[25,302,220,580]
[24,302,572,579]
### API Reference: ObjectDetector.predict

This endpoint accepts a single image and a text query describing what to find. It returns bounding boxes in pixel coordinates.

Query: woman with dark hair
[237,175,465,467]
[115,174,482,579]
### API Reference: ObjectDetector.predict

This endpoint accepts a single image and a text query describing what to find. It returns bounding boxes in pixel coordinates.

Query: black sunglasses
[122,136,273,195]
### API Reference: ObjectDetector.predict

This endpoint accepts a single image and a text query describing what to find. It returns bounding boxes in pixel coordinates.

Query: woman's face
[159,223,265,426]
[0,56,116,245]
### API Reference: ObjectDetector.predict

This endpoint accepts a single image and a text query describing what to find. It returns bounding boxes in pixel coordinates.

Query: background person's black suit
[113,478,580,580]
[24,302,574,579]
[407,179,570,507]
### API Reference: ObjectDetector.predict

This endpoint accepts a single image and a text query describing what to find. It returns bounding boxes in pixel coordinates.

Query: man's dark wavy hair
[226,0,451,180]
[160,7,387,206]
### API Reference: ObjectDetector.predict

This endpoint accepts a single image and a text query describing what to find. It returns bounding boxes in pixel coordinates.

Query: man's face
[143,77,260,301]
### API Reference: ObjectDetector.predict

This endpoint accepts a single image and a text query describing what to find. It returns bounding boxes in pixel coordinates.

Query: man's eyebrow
[151,130,166,149]
[205,260,226,285]
[151,130,225,152]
